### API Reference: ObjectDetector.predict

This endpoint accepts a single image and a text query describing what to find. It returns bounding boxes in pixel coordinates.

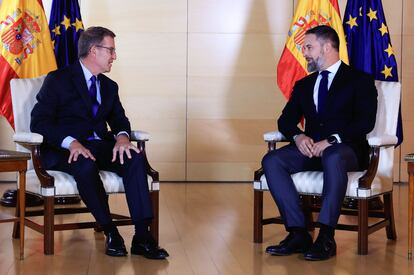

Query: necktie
[318,70,330,114]
[89,75,99,117]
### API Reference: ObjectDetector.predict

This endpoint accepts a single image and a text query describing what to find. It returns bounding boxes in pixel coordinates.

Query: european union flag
[49,0,84,68]
[343,0,403,146]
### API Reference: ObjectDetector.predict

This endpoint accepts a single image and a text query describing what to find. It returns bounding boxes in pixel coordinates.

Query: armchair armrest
[263,131,288,152]
[13,132,54,188]
[13,132,43,145]
[359,135,397,190]
[263,131,287,142]
[130,130,159,181]
[367,134,398,147]
[130,130,150,142]
[254,131,287,179]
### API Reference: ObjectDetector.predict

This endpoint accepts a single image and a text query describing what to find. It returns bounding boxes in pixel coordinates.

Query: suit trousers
[47,140,153,226]
[262,143,359,228]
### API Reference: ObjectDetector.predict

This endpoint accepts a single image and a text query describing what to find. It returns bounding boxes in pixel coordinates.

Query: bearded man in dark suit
[262,25,377,261]
[31,26,168,259]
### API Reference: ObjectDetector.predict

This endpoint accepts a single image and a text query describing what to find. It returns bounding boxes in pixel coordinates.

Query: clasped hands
[294,134,331,158]
[68,135,140,164]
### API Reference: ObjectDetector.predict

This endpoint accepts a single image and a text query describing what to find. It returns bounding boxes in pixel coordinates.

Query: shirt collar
[79,60,96,82]
[320,59,341,76]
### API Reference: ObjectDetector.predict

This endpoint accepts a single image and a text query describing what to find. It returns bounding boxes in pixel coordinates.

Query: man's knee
[124,151,145,169]
[69,156,99,176]
[262,150,284,170]
[323,144,348,164]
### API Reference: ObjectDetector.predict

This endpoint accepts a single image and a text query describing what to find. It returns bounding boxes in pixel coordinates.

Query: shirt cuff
[61,136,76,149]
[117,131,130,139]
[332,134,342,143]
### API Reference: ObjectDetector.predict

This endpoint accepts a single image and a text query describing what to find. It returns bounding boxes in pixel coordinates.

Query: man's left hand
[311,139,331,157]
[112,134,140,164]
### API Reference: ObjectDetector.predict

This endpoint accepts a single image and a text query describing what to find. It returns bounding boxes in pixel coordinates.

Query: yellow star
[72,18,84,32]
[346,15,358,29]
[61,15,71,31]
[367,8,378,22]
[378,23,388,36]
[51,25,61,35]
[381,65,393,79]
[384,44,394,57]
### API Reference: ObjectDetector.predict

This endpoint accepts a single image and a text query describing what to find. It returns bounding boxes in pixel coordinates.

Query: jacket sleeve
[106,82,131,137]
[30,73,74,147]
[277,82,305,141]
[337,74,378,142]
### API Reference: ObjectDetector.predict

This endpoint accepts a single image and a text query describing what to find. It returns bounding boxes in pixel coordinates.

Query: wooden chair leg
[150,191,159,244]
[383,193,397,240]
[12,189,20,239]
[254,190,263,243]
[358,198,369,255]
[44,196,55,255]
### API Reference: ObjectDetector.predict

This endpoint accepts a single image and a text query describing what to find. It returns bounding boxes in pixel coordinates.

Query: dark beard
[307,61,318,72]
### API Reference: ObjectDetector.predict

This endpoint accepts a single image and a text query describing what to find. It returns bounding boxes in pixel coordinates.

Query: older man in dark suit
[262,25,377,261]
[31,26,168,259]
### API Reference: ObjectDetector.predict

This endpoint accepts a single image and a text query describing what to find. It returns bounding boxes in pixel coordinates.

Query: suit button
[320,123,324,126]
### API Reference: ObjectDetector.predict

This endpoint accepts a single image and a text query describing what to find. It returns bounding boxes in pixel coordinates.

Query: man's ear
[323,42,332,53]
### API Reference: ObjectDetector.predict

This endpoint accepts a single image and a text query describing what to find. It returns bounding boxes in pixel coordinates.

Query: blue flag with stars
[343,0,403,146]
[49,0,84,68]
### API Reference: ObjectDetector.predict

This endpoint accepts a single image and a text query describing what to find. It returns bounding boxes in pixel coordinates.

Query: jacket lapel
[71,61,93,111]
[327,62,349,96]
[95,74,110,118]
[307,72,319,115]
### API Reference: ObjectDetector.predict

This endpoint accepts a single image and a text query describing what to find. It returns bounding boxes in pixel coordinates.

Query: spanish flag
[277,0,348,99]
[0,0,57,128]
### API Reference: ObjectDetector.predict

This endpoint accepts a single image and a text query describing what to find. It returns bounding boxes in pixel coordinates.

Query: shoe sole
[303,251,336,261]
[267,248,309,256]
[131,248,168,260]
[106,249,128,257]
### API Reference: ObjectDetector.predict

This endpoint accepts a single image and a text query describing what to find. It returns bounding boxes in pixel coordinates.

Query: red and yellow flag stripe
[0,0,56,127]
[277,0,348,99]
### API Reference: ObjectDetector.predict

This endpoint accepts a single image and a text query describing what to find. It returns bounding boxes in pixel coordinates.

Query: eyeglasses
[95,45,116,55]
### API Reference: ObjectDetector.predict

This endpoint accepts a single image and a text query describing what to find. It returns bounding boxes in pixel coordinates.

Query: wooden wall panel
[186,0,292,181]
[81,0,187,180]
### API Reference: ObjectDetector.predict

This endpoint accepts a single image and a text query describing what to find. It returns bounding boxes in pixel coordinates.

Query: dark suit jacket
[31,61,131,168]
[278,62,378,168]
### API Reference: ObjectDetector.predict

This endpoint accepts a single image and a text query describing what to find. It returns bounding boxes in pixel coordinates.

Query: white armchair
[11,75,160,255]
[253,81,400,255]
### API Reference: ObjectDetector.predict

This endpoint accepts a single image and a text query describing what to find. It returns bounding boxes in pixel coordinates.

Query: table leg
[408,166,414,259]
[18,170,26,260]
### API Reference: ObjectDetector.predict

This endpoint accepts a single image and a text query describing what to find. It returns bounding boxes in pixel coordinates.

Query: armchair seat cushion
[25,169,158,196]
[254,171,392,198]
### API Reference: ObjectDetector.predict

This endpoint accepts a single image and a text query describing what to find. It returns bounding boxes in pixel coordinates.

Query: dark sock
[288,226,308,234]
[103,223,118,236]
[319,223,335,239]
[134,218,152,241]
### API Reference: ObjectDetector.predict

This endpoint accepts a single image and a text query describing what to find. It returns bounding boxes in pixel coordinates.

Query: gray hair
[78,26,116,59]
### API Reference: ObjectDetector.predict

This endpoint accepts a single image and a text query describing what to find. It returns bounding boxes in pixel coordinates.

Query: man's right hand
[294,134,314,158]
[68,140,96,163]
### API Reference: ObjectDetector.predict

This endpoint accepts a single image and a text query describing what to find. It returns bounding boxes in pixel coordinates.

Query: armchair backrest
[369,81,401,138]
[368,81,401,184]
[11,75,46,169]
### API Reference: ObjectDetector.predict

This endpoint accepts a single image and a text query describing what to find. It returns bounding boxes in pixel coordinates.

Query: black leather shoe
[266,231,313,256]
[105,232,128,257]
[303,234,336,261]
[131,235,169,259]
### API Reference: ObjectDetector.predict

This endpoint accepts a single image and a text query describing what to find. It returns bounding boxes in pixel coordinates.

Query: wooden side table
[405,153,414,259]
[0,150,30,260]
